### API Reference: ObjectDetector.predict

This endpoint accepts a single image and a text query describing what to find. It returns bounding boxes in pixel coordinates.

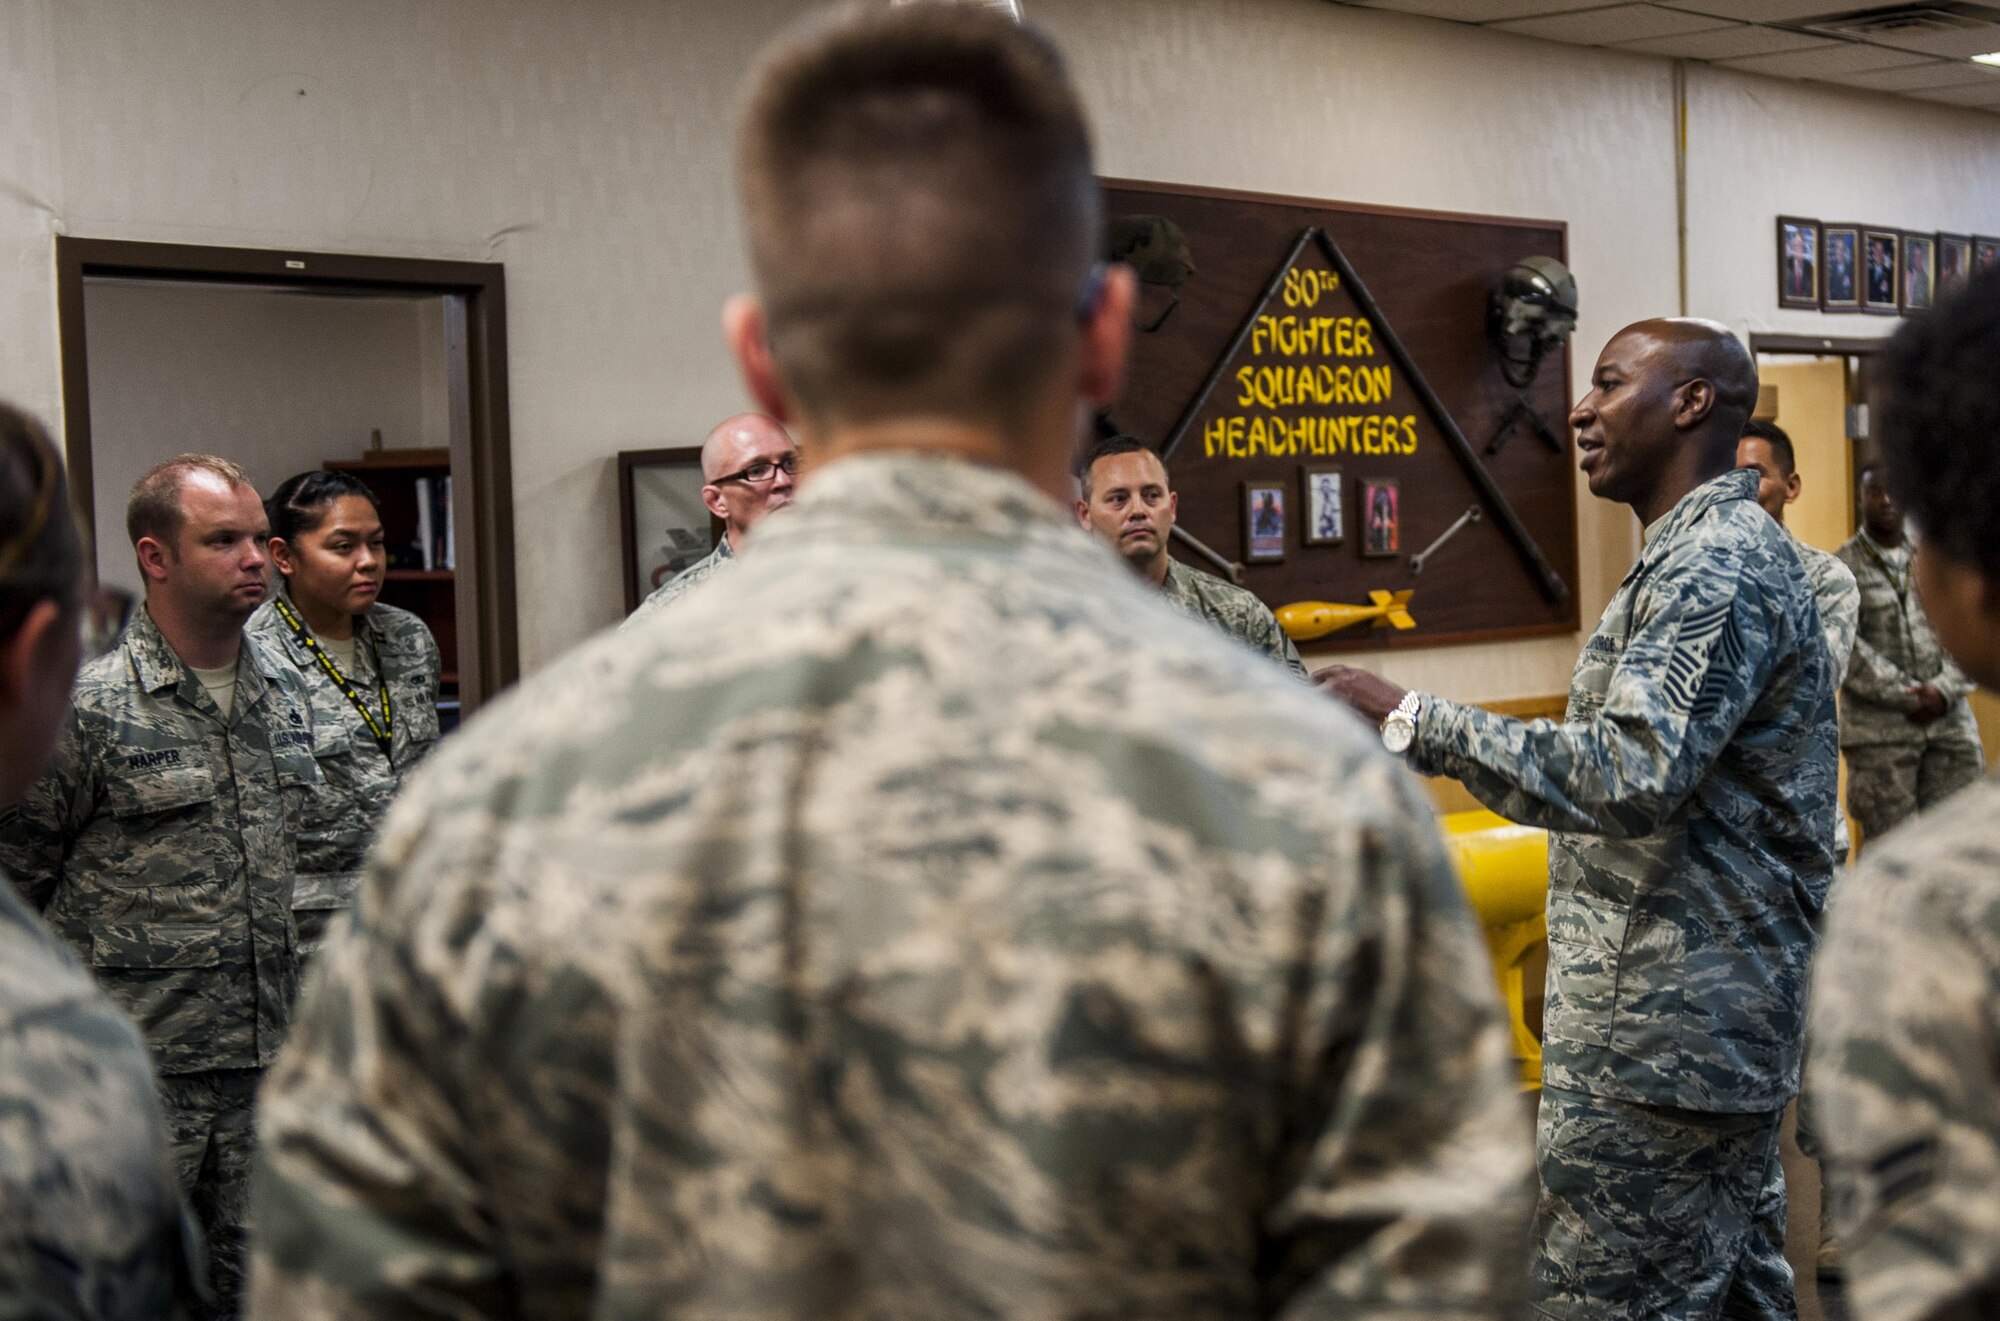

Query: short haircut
[0,401,83,639]
[738,4,1098,431]
[1877,265,2000,578]
[1740,419,1796,476]
[1073,432,1164,498]
[266,470,380,545]
[126,454,253,548]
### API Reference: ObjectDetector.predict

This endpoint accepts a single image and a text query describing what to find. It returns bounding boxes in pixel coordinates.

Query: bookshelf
[323,448,460,721]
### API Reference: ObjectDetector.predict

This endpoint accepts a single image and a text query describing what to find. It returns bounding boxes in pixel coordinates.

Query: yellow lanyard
[273,598,394,760]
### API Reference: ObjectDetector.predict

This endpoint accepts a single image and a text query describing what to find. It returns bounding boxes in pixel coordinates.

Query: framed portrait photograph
[1862,229,1900,315]
[1360,478,1400,558]
[1776,217,1820,310]
[1938,233,1974,296]
[1820,224,1860,311]
[1243,481,1286,562]
[1976,237,2000,274]
[1901,233,1937,312]
[618,446,721,614]
[1302,466,1343,546]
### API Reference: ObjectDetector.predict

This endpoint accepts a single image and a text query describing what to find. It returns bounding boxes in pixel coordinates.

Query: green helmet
[1105,215,1195,288]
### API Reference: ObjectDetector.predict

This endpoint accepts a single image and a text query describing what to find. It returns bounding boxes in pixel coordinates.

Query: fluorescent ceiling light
[1974,51,2000,66]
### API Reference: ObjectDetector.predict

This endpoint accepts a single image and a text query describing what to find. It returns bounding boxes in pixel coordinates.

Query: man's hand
[1313,664,1408,727]
[1909,683,1949,725]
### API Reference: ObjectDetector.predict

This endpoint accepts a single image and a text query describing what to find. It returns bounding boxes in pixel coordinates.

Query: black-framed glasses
[711,452,800,487]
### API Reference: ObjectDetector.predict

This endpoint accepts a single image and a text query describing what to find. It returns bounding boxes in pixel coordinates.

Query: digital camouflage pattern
[251,453,1533,1320]
[1837,531,1984,843]
[1407,469,1840,1113]
[0,607,317,1076]
[248,595,441,959]
[1158,560,1308,678]
[1808,772,2000,1321]
[1798,540,1858,679]
[0,866,201,1321]
[622,534,734,630]
[1532,1086,1789,1319]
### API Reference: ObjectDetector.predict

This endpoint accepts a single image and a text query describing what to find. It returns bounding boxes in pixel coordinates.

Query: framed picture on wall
[1776,217,1820,309]
[1821,224,1861,311]
[1901,232,1937,312]
[1862,229,1901,314]
[1360,478,1400,558]
[1244,481,1287,562]
[1938,233,1974,296]
[1975,236,2000,274]
[618,446,721,614]
[1302,466,1343,545]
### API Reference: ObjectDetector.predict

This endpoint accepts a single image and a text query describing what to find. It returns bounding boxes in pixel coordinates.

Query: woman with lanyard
[248,471,441,962]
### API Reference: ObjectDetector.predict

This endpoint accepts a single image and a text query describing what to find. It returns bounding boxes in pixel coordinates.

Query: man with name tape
[0,454,320,1319]
[1075,431,1307,677]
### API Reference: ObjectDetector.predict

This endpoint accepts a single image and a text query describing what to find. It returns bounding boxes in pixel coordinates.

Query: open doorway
[55,238,518,713]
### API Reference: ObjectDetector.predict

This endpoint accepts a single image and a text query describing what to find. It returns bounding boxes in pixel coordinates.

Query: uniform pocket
[90,922,222,1047]
[1542,888,1630,1051]
[102,764,218,888]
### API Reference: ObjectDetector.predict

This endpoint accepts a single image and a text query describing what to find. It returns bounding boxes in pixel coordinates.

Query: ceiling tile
[1343,0,1611,21]
[1493,3,1734,44]
[1847,24,2000,60]
[1904,78,2000,105]
[1614,25,1831,58]
[1652,0,1868,20]
[1835,60,2000,91]
[1716,41,1934,77]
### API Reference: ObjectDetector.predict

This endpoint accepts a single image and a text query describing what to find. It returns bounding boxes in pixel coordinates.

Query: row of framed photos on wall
[1778,217,1999,315]
[1240,467,1400,564]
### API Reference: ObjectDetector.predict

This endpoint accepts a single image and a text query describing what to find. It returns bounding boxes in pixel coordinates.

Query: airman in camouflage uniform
[1076,432,1307,676]
[624,413,795,630]
[248,593,440,959]
[0,403,203,1320]
[1808,266,2000,1321]
[1838,463,1984,849]
[0,457,319,1320]
[0,869,202,1319]
[249,8,1532,1316]
[1321,321,1839,1319]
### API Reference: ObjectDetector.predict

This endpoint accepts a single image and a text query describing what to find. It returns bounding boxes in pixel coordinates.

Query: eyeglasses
[711,452,800,487]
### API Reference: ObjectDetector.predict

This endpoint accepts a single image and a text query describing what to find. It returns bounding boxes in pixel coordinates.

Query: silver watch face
[1382,715,1415,755]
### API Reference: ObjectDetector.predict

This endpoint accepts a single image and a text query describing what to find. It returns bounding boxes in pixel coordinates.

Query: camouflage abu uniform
[0,607,319,1320]
[247,594,441,959]
[1798,538,1859,858]
[1808,771,2000,1321]
[1837,530,1984,847]
[1404,469,1839,1318]
[623,534,733,630]
[251,453,1533,1319]
[0,866,202,1319]
[1159,559,1308,677]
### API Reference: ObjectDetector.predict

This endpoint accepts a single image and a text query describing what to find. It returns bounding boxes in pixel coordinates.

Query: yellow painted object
[1276,590,1415,641]
[1443,808,1548,1089]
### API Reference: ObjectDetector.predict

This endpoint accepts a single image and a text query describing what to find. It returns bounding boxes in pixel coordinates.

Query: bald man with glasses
[624,413,798,629]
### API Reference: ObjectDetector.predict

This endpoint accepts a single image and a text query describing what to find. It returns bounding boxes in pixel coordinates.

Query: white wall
[81,281,446,596]
[2,0,1998,690]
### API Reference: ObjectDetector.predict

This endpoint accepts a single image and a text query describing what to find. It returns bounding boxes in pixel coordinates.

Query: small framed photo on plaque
[1776,217,1820,310]
[1244,481,1286,562]
[617,446,721,614]
[1975,236,2000,274]
[1302,467,1343,545]
[1821,224,1860,311]
[1902,232,1937,312]
[1939,233,1973,296]
[1863,229,1901,314]
[1361,478,1400,558]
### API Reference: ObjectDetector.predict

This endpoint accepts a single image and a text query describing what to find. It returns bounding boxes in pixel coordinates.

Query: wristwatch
[1381,691,1422,755]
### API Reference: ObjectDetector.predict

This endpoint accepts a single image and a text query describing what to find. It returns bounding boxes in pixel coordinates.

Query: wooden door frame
[54,237,518,707]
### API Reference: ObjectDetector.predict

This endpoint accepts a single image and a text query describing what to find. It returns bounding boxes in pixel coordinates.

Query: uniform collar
[127,605,277,712]
[756,452,1088,557]
[1637,467,1758,558]
[271,587,395,660]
